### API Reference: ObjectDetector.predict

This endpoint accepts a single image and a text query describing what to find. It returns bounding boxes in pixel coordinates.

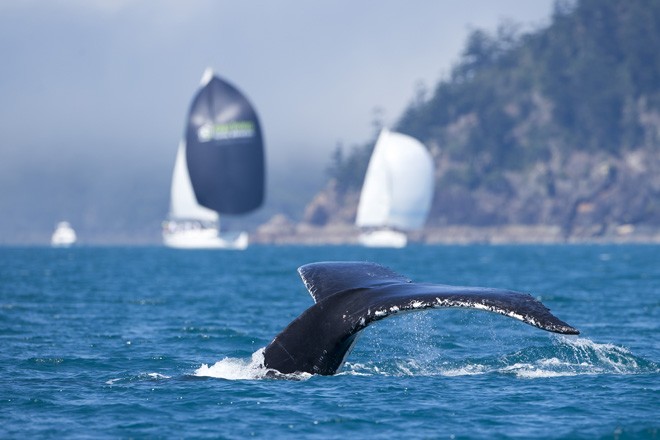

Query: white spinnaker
[356,129,434,230]
[169,141,219,222]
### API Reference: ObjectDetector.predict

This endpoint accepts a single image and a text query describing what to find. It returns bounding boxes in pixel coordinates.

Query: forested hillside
[294,0,660,242]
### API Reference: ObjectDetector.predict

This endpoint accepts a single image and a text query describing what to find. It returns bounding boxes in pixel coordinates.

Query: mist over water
[0,1,556,245]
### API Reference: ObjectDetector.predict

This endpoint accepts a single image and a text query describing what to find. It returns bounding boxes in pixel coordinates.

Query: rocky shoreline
[251,143,660,247]
[251,215,660,245]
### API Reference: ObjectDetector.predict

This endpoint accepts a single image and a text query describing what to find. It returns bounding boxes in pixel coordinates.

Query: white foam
[194,349,268,380]
[105,372,171,385]
[341,360,421,377]
[510,367,577,379]
[147,372,170,380]
[538,357,567,367]
[440,364,488,377]
[193,349,311,381]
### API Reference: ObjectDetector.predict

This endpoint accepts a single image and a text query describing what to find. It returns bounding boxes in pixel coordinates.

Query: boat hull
[358,229,407,248]
[163,228,248,250]
[51,222,77,247]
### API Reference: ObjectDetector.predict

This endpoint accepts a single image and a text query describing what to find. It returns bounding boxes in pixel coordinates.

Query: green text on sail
[197,121,255,142]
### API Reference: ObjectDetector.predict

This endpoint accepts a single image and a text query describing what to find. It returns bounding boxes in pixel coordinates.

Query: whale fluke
[263,261,579,376]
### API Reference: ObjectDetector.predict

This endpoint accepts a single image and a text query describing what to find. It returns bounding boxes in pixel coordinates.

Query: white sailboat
[51,221,77,247]
[355,129,434,248]
[162,68,265,250]
[162,142,249,249]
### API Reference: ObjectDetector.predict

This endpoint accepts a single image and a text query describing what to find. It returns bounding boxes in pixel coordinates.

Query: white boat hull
[358,229,407,248]
[51,222,77,247]
[163,228,248,250]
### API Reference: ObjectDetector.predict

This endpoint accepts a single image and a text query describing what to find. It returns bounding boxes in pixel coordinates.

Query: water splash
[193,349,311,381]
[189,336,657,380]
[343,336,658,378]
[499,336,658,378]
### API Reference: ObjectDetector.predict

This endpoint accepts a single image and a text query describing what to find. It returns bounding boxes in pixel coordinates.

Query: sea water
[0,245,658,439]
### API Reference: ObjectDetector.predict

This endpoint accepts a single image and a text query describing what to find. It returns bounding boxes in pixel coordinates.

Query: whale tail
[263,261,579,376]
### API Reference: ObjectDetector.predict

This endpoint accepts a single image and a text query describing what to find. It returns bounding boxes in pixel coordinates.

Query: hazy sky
[0,0,555,242]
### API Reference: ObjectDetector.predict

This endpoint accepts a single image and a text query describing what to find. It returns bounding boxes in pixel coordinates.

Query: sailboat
[51,221,77,247]
[162,68,265,249]
[355,129,434,248]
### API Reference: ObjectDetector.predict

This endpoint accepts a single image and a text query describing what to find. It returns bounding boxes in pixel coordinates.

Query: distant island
[253,0,660,245]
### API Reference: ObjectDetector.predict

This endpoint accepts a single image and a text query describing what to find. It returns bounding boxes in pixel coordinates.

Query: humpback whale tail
[263,262,579,376]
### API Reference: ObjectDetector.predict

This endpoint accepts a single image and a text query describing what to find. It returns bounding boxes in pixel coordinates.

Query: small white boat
[51,221,77,247]
[357,228,408,248]
[162,219,248,250]
[163,68,265,250]
[355,129,434,248]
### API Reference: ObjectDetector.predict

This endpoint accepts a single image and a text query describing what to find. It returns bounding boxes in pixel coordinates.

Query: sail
[355,129,434,230]
[168,140,218,222]
[185,69,265,215]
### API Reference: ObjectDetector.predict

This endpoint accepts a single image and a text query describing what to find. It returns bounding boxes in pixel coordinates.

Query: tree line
[329,0,660,193]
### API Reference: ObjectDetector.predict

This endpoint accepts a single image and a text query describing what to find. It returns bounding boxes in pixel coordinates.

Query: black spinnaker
[185,71,265,214]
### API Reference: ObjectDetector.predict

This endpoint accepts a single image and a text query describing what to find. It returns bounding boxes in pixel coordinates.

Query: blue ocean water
[0,245,658,439]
